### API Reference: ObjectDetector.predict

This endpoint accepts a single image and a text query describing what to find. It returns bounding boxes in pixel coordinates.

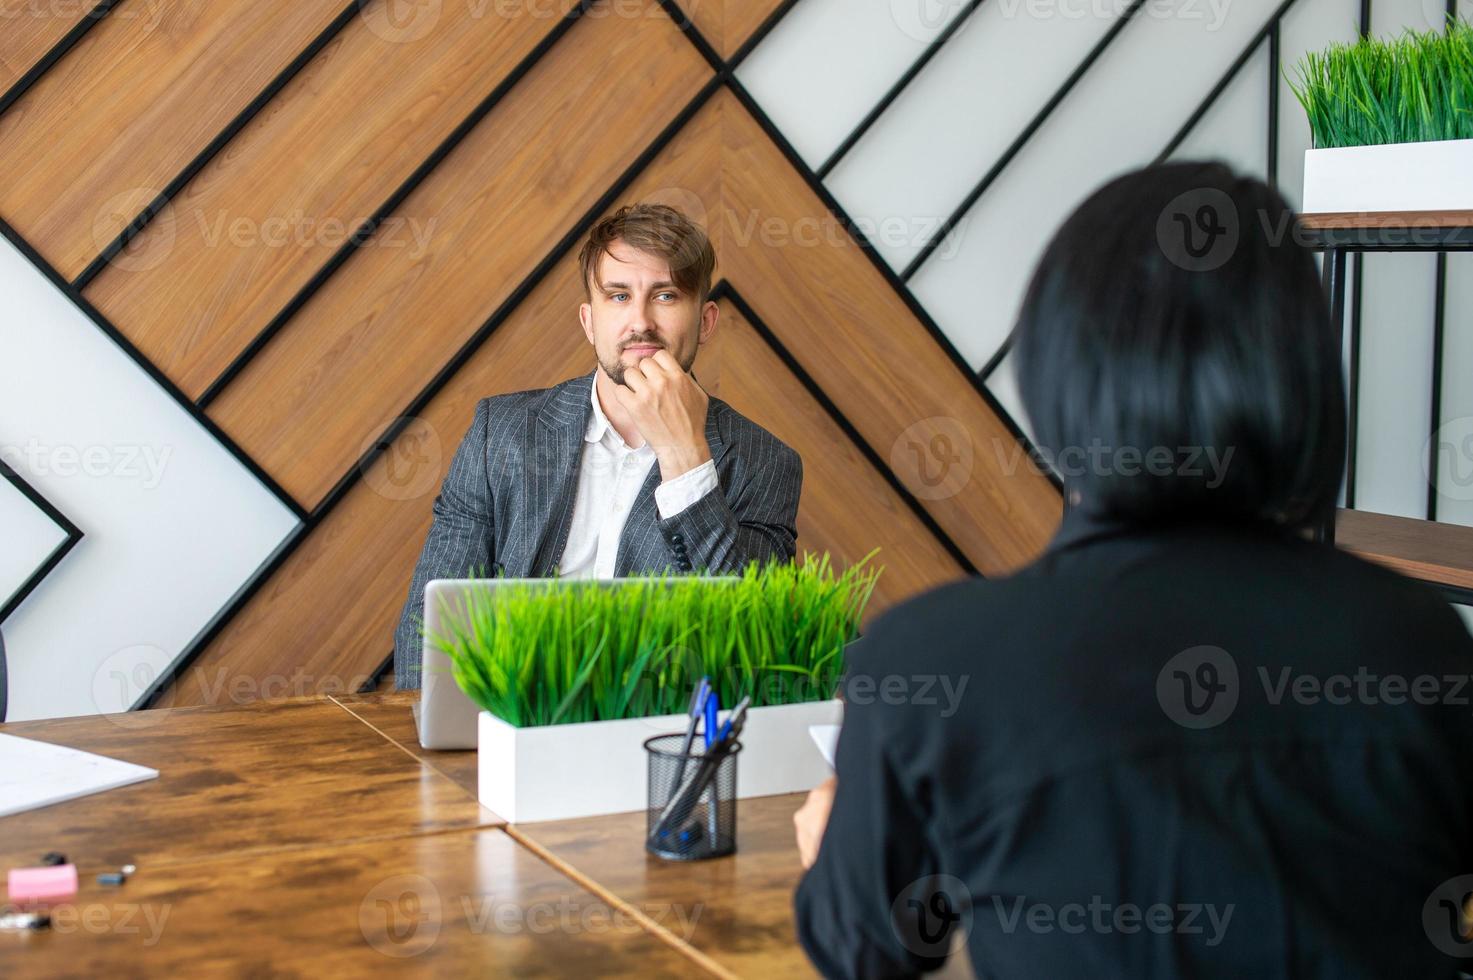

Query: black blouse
[795,509,1473,979]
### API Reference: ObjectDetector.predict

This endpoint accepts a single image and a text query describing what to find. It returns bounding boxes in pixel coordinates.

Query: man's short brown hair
[579,203,716,301]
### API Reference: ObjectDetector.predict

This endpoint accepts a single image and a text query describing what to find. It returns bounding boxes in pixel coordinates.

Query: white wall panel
[1169,39,1270,181]
[986,349,1035,447]
[826,2,1122,270]
[0,474,69,612]
[1434,253,1473,527]
[1354,254,1438,519]
[737,0,963,166]
[908,0,1281,370]
[0,235,300,721]
[1275,0,1360,211]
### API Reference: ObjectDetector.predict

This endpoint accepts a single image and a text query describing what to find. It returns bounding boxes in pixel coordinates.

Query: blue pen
[715,695,750,745]
[703,688,721,748]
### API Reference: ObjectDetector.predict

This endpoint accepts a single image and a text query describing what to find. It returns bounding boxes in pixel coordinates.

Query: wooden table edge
[503,825,740,980]
[326,693,505,821]
[1298,209,1473,230]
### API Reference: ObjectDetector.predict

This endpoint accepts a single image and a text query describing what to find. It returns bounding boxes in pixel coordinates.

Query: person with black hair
[792,162,1473,979]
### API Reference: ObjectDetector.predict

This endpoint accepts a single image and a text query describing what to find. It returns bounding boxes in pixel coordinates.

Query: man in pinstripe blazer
[393,204,803,689]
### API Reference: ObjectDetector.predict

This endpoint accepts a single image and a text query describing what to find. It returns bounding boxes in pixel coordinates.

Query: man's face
[579,241,716,386]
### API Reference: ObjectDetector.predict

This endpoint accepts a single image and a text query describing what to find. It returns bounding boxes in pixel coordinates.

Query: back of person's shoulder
[1294,532,1470,641]
[1204,526,1458,621]
[1118,525,1473,675]
[854,574,1038,674]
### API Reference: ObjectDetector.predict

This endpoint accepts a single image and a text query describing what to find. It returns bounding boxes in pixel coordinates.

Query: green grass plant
[1289,21,1473,148]
[427,552,882,728]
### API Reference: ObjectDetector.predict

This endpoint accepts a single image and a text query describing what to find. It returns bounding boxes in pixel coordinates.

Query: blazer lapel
[527,372,596,577]
[614,399,732,576]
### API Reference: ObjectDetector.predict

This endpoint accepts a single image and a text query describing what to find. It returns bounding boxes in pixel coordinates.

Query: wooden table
[0,693,818,978]
[511,794,817,978]
[0,697,500,872]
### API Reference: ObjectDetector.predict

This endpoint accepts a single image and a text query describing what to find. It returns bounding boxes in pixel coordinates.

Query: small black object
[40,852,66,866]
[97,872,126,886]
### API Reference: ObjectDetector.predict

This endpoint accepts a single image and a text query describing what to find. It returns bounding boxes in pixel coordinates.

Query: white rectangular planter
[1302,138,1473,214]
[478,699,842,823]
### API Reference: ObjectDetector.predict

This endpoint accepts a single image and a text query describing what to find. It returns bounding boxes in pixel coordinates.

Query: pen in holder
[644,733,740,861]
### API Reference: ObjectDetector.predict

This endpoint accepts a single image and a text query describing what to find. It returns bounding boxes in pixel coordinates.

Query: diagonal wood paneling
[83,0,580,401]
[0,0,348,279]
[0,0,93,94]
[206,0,711,508]
[702,298,967,599]
[711,90,1060,573]
[684,0,788,57]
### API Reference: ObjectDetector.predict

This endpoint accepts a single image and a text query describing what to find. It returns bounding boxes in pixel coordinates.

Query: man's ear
[578,302,595,345]
[697,299,719,345]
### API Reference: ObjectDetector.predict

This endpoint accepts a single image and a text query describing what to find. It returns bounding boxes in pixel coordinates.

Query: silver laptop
[412,577,736,749]
[413,579,542,749]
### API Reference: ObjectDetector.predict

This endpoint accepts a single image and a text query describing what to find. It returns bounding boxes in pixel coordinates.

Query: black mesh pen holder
[644,733,740,861]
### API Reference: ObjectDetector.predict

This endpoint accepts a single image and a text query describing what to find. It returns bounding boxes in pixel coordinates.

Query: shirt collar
[584,374,610,444]
[585,375,646,452]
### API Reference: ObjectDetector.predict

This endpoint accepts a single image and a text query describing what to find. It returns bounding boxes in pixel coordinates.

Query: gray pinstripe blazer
[392,370,802,689]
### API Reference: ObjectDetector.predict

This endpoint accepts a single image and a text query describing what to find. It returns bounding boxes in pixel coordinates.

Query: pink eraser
[7,864,78,902]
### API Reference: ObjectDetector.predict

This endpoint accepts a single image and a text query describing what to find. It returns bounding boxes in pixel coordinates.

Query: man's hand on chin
[615,349,712,481]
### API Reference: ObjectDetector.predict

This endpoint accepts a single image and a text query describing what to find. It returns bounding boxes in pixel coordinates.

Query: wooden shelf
[1336,509,1473,594]
[1299,209,1473,231]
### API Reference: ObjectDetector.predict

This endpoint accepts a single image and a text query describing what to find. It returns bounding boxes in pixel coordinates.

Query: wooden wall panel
[702,301,967,607]
[685,0,788,57]
[84,0,580,401]
[207,2,710,507]
[711,91,1061,573]
[0,0,90,93]
[0,0,346,279]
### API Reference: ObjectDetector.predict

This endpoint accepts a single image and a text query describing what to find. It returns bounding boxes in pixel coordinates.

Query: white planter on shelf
[1302,138,1473,214]
[477,698,842,823]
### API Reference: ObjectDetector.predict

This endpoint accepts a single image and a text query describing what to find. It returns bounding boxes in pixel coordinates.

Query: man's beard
[600,337,695,386]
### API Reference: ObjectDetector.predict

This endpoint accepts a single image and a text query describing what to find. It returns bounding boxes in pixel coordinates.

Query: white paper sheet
[809,724,841,769]
[0,734,158,817]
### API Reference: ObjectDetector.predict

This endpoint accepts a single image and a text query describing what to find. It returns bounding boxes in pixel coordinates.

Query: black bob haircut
[1013,162,1346,534]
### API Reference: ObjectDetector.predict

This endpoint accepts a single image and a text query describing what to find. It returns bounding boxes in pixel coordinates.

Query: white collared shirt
[557,379,718,579]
